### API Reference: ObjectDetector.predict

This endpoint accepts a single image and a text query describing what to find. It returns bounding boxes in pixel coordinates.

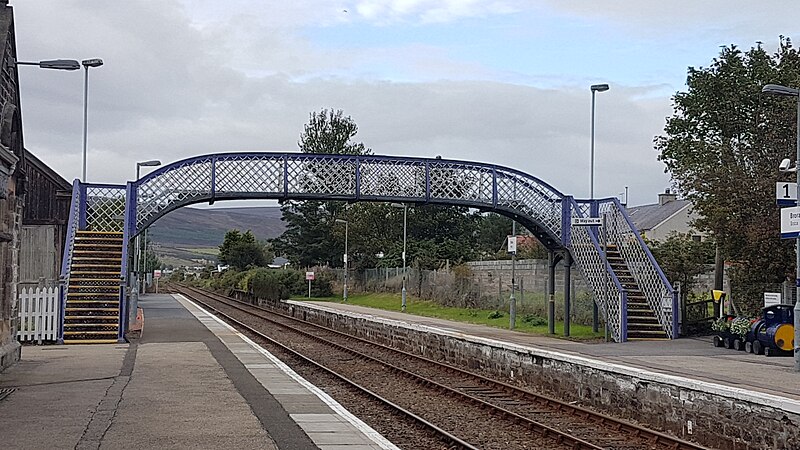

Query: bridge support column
[564,251,572,337]
[547,251,562,335]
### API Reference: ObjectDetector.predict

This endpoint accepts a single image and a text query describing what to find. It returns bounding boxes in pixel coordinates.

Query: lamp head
[762,84,799,97]
[26,59,81,70]
[779,158,797,172]
[137,160,161,167]
[82,58,104,68]
[591,83,610,92]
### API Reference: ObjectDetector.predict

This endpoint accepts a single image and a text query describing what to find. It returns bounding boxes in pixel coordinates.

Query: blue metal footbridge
[58,152,677,343]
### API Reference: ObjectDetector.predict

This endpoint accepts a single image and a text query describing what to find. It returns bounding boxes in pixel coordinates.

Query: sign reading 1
[776,182,798,204]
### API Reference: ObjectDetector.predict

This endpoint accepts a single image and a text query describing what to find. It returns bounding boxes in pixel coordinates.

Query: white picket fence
[17,286,60,343]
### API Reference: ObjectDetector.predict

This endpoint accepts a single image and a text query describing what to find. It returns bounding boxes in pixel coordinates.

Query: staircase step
[65,316,119,320]
[72,256,122,262]
[71,264,122,269]
[64,323,119,328]
[63,330,118,336]
[63,339,119,344]
[627,323,664,330]
[65,307,119,312]
[627,329,669,338]
[70,271,121,276]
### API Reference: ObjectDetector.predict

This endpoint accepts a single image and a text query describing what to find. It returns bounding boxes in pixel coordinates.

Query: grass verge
[292,292,604,341]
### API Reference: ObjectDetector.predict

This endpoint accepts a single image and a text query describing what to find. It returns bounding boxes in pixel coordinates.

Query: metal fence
[329,261,598,325]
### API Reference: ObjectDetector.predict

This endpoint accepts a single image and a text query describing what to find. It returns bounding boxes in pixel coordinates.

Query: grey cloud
[14,0,670,205]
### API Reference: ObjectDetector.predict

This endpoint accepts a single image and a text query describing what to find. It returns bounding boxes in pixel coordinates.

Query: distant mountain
[148,206,285,249]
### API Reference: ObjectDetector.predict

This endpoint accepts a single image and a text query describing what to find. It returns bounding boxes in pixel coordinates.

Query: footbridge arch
[61,152,677,344]
[129,152,568,249]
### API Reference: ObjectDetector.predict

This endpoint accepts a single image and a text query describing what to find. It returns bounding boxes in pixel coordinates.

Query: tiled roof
[626,199,691,231]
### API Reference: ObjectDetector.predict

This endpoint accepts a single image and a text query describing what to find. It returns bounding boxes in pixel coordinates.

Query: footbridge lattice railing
[58,152,677,342]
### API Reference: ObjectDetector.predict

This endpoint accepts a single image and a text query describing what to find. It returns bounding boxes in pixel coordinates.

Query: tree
[219,229,272,270]
[649,233,715,303]
[655,38,799,313]
[271,109,371,267]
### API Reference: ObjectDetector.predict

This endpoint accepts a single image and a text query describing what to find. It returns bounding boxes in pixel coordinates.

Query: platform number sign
[507,236,517,254]
[776,182,798,206]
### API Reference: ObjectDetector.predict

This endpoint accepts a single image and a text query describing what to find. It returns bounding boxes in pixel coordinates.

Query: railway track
[172,284,708,450]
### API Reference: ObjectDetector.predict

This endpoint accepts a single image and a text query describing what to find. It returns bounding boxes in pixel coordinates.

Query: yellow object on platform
[774,324,795,351]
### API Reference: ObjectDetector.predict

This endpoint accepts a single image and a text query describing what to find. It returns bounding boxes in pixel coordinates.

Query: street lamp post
[391,203,408,311]
[135,160,161,295]
[81,58,103,182]
[762,83,800,371]
[335,218,349,302]
[590,83,609,334]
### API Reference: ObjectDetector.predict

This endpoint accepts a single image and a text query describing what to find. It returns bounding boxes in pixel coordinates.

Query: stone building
[0,0,25,371]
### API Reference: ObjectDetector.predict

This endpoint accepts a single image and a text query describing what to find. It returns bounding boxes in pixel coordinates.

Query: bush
[247,269,304,301]
[488,310,504,319]
[309,270,335,297]
[521,314,547,326]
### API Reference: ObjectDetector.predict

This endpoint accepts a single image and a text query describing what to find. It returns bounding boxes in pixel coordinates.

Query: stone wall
[279,300,800,450]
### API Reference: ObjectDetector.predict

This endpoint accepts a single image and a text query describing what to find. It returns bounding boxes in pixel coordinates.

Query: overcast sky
[11,1,800,206]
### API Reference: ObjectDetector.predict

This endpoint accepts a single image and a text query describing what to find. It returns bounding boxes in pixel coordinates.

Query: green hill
[147,206,285,266]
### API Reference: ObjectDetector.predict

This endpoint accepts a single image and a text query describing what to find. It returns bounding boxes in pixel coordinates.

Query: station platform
[294,300,800,406]
[0,294,397,450]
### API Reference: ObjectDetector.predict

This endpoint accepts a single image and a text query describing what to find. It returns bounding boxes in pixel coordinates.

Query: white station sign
[571,217,602,226]
[780,206,800,239]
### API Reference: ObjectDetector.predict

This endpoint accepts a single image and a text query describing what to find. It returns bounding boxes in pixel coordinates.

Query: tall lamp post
[135,160,161,295]
[762,83,800,371]
[390,203,408,311]
[590,83,609,333]
[335,218,349,302]
[81,58,103,182]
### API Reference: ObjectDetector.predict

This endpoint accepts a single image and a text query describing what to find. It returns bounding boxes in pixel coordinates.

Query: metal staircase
[62,231,123,344]
[605,244,667,340]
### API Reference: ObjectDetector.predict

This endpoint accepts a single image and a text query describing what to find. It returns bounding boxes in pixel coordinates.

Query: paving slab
[101,341,276,450]
[0,345,127,450]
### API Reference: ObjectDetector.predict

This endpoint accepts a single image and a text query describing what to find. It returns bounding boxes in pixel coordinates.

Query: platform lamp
[135,160,161,295]
[390,203,408,312]
[81,58,103,182]
[335,218,349,302]
[590,83,609,334]
[762,83,800,372]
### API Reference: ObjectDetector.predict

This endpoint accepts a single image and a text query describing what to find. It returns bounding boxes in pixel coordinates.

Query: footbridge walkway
[57,152,677,344]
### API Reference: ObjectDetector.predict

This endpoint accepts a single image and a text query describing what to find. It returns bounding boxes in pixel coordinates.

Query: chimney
[658,188,677,206]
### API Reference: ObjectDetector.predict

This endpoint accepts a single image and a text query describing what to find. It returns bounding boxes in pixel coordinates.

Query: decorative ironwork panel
[359,158,425,199]
[567,199,624,341]
[215,154,283,194]
[85,186,126,232]
[599,199,675,338]
[285,155,356,197]
[495,168,562,240]
[428,161,493,204]
[136,157,213,230]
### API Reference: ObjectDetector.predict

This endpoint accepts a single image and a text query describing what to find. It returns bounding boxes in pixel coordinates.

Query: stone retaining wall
[279,300,800,450]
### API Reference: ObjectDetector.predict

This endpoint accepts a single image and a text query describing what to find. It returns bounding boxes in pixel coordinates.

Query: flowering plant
[729,317,754,337]
[711,317,730,332]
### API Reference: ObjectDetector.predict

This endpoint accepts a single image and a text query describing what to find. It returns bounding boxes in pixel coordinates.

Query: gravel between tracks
[182,288,700,450]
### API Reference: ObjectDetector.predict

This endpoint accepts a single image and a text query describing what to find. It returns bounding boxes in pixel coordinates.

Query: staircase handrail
[599,198,677,338]
[58,180,81,342]
[568,197,628,341]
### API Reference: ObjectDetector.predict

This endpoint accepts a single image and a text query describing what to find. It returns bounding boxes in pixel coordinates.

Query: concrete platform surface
[298,300,800,403]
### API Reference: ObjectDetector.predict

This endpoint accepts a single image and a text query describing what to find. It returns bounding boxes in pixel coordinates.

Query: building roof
[626,199,691,231]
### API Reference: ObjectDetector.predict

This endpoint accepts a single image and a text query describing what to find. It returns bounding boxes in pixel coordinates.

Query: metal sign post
[306,272,314,298]
[508,229,517,330]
